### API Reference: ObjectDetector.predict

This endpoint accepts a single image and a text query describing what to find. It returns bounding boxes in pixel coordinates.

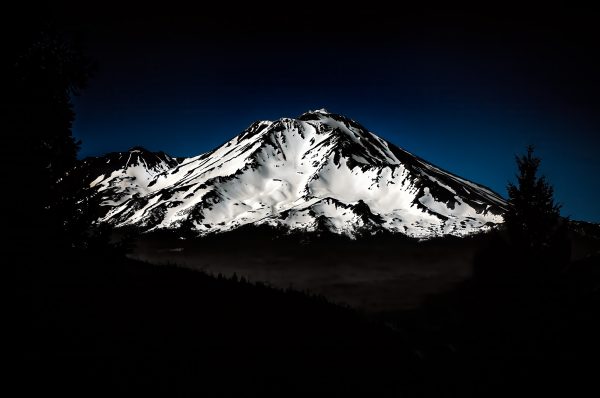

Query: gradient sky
[46,5,599,222]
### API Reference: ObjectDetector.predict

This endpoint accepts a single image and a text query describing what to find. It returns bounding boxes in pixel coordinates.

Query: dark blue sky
[59,5,599,221]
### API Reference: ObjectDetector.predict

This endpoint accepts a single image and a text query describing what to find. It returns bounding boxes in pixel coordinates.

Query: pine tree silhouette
[505,145,569,268]
[8,29,93,254]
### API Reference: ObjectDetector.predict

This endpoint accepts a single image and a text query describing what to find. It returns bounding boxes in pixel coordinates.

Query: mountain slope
[79,109,507,238]
[72,147,178,217]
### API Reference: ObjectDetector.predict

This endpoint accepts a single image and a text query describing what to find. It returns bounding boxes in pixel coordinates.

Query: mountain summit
[78,110,507,238]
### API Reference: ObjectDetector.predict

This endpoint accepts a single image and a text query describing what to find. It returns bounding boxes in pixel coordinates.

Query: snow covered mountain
[78,109,507,238]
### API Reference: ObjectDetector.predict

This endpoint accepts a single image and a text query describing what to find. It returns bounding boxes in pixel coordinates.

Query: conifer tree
[505,146,566,261]
[9,29,93,252]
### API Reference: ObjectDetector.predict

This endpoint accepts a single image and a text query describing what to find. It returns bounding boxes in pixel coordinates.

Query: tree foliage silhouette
[9,29,93,252]
[505,145,568,266]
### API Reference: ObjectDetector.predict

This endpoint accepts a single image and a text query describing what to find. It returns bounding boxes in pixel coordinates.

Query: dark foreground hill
[13,249,423,396]
[12,242,600,396]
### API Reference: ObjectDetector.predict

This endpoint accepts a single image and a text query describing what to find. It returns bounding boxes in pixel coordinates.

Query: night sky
[37,4,600,221]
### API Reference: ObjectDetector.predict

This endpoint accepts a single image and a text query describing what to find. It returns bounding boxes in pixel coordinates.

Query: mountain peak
[302,107,330,114]
[298,108,334,120]
[128,145,150,153]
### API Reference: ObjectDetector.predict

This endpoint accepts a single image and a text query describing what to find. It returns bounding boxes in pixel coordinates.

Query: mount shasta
[76,109,507,238]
